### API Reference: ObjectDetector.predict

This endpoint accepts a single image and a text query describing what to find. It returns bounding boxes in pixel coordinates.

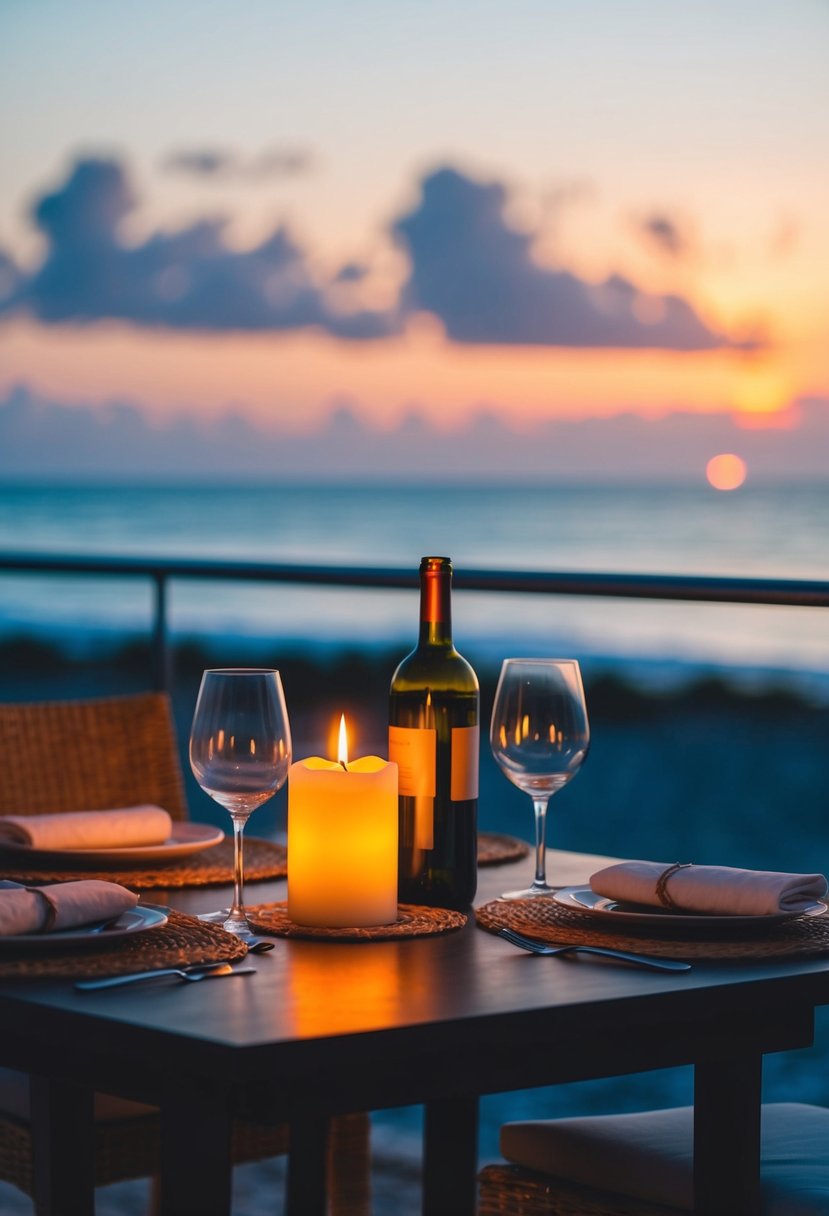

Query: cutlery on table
[242,936,275,953]
[498,927,691,972]
[87,916,127,934]
[75,963,256,990]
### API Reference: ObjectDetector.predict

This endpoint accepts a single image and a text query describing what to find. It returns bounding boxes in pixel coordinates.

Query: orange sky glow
[0,313,821,434]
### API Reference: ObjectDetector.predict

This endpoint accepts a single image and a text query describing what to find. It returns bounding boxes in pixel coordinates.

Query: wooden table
[2,847,829,1216]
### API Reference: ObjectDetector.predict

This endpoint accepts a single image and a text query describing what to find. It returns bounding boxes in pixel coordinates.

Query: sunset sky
[1,0,827,446]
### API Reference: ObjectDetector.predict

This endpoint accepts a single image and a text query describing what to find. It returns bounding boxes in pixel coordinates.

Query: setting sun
[706,453,747,491]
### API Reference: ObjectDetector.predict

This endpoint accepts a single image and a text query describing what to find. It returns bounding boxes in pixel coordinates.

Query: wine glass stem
[533,797,550,887]
[229,814,248,925]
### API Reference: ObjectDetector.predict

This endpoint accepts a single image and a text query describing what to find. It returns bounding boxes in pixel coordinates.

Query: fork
[75,963,256,990]
[498,927,691,971]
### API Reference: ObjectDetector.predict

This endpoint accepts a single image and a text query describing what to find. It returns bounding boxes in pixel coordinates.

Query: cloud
[1,156,751,350]
[393,167,734,349]
[3,158,395,337]
[0,249,22,304]
[162,150,235,177]
[161,146,314,181]
[637,213,691,260]
[2,383,826,483]
[334,262,369,284]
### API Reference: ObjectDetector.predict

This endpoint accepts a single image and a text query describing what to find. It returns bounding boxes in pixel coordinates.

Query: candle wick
[339,760,348,772]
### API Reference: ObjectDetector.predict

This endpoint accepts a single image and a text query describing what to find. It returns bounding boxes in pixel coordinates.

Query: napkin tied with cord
[0,805,172,851]
[0,880,139,936]
[590,860,828,917]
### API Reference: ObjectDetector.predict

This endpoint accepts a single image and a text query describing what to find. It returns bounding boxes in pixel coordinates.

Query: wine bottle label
[389,726,436,797]
[450,726,479,801]
[414,795,434,851]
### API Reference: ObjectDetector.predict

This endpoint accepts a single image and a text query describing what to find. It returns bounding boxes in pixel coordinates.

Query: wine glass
[189,668,292,940]
[490,658,589,899]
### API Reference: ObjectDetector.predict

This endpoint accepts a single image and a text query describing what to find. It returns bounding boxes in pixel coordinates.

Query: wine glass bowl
[190,669,292,939]
[490,658,589,899]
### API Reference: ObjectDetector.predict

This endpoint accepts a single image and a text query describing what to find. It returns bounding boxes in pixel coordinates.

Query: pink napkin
[0,806,173,851]
[590,860,828,917]
[0,880,139,936]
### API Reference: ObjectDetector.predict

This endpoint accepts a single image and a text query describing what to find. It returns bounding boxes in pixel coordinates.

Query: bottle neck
[419,563,453,647]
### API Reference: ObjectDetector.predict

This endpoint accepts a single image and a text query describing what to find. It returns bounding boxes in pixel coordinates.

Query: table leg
[694,1053,762,1216]
[30,1075,95,1216]
[422,1096,478,1216]
[287,1111,329,1216]
[159,1083,233,1216]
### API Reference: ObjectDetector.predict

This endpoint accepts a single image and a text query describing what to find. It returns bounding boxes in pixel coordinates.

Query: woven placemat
[247,901,466,942]
[475,898,829,961]
[0,835,525,887]
[0,907,248,980]
[0,837,288,890]
[477,833,531,866]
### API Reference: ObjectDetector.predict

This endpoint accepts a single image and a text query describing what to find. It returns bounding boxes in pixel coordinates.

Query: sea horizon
[1,479,827,700]
[1,472,828,489]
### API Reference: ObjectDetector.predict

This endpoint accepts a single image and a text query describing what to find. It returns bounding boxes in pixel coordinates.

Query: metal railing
[2,552,828,692]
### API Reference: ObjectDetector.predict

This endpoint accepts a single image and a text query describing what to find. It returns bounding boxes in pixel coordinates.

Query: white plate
[0,822,225,865]
[0,904,169,949]
[553,886,828,930]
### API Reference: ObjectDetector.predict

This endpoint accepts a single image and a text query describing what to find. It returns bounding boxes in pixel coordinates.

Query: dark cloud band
[162,146,314,180]
[394,169,726,350]
[0,156,744,350]
[3,158,393,338]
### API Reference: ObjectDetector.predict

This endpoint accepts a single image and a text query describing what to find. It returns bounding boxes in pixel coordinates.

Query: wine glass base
[198,909,259,941]
[499,884,560,901]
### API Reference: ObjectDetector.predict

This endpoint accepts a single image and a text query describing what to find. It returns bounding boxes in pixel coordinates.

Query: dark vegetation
[2,632,816,721]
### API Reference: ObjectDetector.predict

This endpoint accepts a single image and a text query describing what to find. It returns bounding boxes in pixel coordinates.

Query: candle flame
[337,713,349,768]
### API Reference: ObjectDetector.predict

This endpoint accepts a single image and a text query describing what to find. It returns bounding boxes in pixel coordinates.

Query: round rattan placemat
[475,898,829,961]
[0,837,287,889]
[0,907,248,980]
[477,833,530,866]
[247,901,466,942]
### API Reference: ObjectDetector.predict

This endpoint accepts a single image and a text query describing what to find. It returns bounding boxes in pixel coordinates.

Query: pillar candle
[288,717,398,927]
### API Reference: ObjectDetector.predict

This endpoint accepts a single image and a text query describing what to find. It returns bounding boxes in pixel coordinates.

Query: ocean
[0,480,827,694]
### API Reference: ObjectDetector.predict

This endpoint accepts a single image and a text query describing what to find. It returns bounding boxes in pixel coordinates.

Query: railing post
[152,574,170,693]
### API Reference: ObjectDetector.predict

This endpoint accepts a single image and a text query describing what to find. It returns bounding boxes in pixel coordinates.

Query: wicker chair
[0,691,370,1215]
[478,1102,829,1214]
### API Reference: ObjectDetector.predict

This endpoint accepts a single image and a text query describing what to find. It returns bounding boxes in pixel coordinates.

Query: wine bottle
[389,556,479,909]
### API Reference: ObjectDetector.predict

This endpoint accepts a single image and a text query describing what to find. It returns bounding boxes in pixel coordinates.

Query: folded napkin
[590,859,828,917]
[0,805,173,851]
[0,879,139,936]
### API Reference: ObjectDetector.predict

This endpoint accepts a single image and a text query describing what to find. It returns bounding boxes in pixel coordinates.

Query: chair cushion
[500,1102,829,1215]
[0,1067,155,1123]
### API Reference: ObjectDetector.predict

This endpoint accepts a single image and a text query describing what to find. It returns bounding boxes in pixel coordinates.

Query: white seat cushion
[500,1103,829,1215]
[0,1067,155,1123]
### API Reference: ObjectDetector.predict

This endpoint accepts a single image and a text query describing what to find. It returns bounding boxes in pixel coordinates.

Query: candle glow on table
[288,715,399,927]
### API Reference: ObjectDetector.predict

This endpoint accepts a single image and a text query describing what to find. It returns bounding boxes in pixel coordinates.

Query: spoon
[245,936,275,953]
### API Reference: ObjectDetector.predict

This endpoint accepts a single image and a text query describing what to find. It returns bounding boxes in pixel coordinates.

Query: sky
[1,0,827,478]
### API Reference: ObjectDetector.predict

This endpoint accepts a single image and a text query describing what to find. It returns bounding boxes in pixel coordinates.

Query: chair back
[0,692,189,820]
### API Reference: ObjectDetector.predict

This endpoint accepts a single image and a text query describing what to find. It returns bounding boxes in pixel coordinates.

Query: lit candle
[288,715,399,927]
